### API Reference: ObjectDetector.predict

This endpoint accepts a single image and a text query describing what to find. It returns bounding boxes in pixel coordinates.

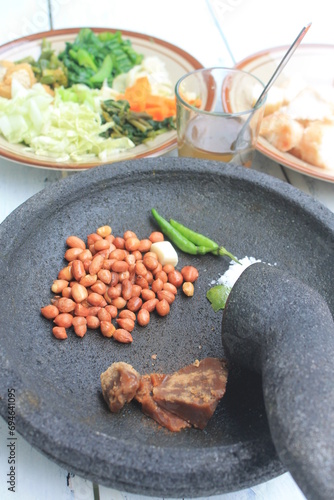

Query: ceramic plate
[0,28,203,171]
[236,45,334,183]
[1,158,333,497]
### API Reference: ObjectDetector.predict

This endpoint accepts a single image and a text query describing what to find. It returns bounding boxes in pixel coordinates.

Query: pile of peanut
[41,225,199,343]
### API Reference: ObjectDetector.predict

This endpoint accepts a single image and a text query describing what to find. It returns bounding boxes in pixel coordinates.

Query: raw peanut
[88,243,96,255]
[51,279,69,294]
[118,270,130,282]
[113,328,133,343]
[162,264,175,274]
[163,282,178,295]
[91,281,107,295]
[149,231,164,243]
[131,284,142,297]
[74,303,91,317]
[138,239,152,253]
[116,317,135,332]
[89,254,104,275]
[104,291,112,304]
[66,235,86,250]
[71,260,86,281]
[100,321,115,338]
[141,298,158,312]
[145,271,154,285]
[143,254,159,271]
[157,290,175,305]
[62,287,72,298]
[118,310,136,321]
[109,271,119,286]
[181,265,199,283]
[109,248,126,260]
[54,313,73,328]
[71,283,88,303]
[182,281,194,297]
[77,249,93,262]
[51,296,61,307]
[155,270,168,283]
[156,298,170,316]
[126,296,142,312]
[135,261,147,276]
[168,269,184,288]
[79,274,97,287]
[125,253,136,267]
[111,297,127,309]
[105,235,115,245]
[52,326,67,340]
[58,266,73,281]
[105,305,118,319]
[97,269,112,284]
[137,308,150,326]
[121,279,133,300]
[103,259,116,271]
[72,316,87,337]
[107,286,121,300]
[83,259,92,272]
[113,236,125,249]
[141,288,156,301]
[135,275,149,289]
[41,304,59,319]
[125,237,140,252]
[86,316,100,329]
[94,239,110,252]
[86,306,101,316]
[131,250,142,261]
[96,225,112,238]
[64,247,83,262]
[87,233,102,245]
[57,297,76,313]
[87,292,104,307]
[151,278,164,293]
[152,262,162,276]
[98,308,112,323]
[111,260,129,273]
[123,230,137,240]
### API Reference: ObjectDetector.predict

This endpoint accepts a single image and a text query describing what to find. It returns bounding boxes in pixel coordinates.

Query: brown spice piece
[101,358,228,432]
[135,374,191,432]
[100,362,140,412]
[152,357,228,430]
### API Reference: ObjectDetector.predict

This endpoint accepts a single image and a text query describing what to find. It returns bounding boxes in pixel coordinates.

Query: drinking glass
[175,67,266,166]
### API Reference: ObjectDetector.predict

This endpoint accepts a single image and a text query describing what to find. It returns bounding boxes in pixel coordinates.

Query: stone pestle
[221,262,334,500]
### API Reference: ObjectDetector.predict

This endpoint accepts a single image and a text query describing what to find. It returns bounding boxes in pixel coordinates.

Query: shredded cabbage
[0,80,135,162]
[0,80,53,143]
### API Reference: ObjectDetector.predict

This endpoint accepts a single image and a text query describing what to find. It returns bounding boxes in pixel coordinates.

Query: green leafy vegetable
[58,28,144,88]
[206,284,231,312]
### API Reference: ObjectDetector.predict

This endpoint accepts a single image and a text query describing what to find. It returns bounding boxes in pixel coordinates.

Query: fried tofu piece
[0,62,37,99]
[292,120,334,170]
[259,111,304,152]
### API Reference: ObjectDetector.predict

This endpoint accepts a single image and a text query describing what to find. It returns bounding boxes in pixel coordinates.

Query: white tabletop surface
[0,1,333,499]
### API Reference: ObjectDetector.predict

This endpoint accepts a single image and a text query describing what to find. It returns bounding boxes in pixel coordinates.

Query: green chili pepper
[151,209,240,263]
[212,246,240,264]
[151,209,199,255]
[169,219,219,252]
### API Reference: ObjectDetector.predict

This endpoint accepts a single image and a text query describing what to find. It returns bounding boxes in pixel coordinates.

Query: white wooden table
[0,1,333,499]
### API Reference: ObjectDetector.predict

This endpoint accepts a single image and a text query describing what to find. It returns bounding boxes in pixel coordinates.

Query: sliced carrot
[117,76,176,121]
